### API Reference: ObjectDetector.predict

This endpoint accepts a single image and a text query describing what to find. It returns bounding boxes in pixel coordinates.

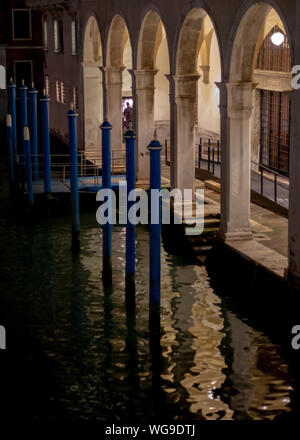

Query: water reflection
[0,215,294,421]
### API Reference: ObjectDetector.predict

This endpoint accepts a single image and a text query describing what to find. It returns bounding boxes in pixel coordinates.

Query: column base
[217,229,253,242]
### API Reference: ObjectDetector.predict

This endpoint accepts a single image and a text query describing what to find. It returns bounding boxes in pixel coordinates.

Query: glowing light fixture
[271,32,284,46]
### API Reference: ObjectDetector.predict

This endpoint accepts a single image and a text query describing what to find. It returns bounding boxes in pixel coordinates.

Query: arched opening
[174,8,221,192]
[224,3,291,242]
[136,10,171,179]
[82,16,103,153]
[253,12,292,179]
[106,15,133,151]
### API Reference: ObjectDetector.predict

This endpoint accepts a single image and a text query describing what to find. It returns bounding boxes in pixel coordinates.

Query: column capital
[130,69,158,90]
[173,74,201,99]
[226,82,257,119]
[101,66,125,85]
[81,61,102,69]
[199,65,210,84]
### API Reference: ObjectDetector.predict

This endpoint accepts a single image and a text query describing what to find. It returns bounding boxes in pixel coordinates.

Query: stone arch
[175,8,221,76]
[219,2,292,243]
[172,8,222,192]
[105,14,133,150]
[229,2,292,82]
[136,9,171,155]
[106,14,131,68]
[137,10,166,70]
[83,15,102,63]
[82,15,103,151]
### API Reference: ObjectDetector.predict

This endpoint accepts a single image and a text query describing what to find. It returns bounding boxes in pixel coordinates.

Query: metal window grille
[73,87,78,110]
[45,75,50,96]
[256,25,291,72]
[260,90,290,177]
[61,81,65,103]
[56,80,61,102]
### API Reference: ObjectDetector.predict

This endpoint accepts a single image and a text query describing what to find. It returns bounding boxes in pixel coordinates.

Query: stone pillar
[173,74,200,193]
[165,74,177,190]
[217,82,255,241]
[102,66,124,151]
[0,46,7,123]
[132,69,157,180]
[82,62,102,150]
[287,2,300,287]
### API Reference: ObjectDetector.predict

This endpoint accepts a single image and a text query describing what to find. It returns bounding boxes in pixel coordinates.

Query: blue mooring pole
[24,127,34,207]
[40,90,52,195]
[20,80,28,169]
[8,79,17,162]
[68,104,80,252]
[124,129,136,297]
[148,132,162,323]
[29,83,39,179]
[100,120,113,285]
[6,114,15,187]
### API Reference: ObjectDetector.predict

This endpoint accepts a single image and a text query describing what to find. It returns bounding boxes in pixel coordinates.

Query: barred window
[73,87,78,110]
[45,75,50,96]
[256,25,291,72]
[54,19,63,53]
[56,80,61,102]
[61,81,65,104]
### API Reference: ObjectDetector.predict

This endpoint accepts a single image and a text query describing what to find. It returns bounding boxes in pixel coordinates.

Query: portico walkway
[161,162,289,282]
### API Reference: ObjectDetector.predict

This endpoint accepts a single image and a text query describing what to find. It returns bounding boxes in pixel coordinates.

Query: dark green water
[0,153,296,421]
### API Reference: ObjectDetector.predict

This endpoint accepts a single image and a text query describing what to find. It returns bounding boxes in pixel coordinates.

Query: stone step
[191,245,212,253]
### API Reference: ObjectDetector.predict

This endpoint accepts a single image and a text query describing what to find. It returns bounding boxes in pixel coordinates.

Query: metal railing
[16,148,126,187]
[165,137,221,174]
[258,163,289,204]
[196,137,221,173]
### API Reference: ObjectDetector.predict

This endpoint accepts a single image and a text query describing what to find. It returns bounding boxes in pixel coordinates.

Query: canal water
[0,154,296,421]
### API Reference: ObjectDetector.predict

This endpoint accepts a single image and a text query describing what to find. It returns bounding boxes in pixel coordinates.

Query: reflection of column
[225,311,292,419]
[180,265,233,419]
[102,67,124,150]
[217,82,255,241]
[132,69,158,180]
[174,74,200,193]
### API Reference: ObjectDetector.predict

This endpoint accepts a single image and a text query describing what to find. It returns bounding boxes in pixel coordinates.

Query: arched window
[256,25,291,72]
[54,19,63,53]
[71,19,77,55]
[43,16,48,50]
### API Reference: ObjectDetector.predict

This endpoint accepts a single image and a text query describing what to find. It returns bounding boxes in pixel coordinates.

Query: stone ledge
[224,238,287,279]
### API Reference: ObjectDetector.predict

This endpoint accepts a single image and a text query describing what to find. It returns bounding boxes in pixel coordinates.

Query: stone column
[82,62,102,150]
[217,82,255,241]
[173,74,200,194]
[132,69,157,180]
[287,2,300,287]
[102,66,124,151]
[0,46,7,123]
[165,74,177,190]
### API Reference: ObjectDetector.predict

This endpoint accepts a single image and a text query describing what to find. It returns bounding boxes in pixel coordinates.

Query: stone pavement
[161,163,289,281]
